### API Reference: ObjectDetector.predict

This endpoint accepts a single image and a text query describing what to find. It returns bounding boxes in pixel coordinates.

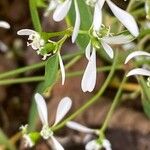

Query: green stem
[52,50,119,131]
[0,51,83,80]
[0,76,44,85]
[0,65,123,86]
[100,75,127,133]
[29,0,42,32]
[0,62,45,79]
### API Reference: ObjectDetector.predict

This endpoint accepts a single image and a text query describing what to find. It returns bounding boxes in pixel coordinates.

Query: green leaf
[0,129,16,150]
[68,0,92,50]
[139,77,150,118]
[43,54,59,92]
[28,54,59,131]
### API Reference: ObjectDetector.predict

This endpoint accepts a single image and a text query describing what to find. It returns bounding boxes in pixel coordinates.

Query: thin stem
[100,75,127,133]
[0,62,45,79]
[52,50,119,131]
[29,0,42,32]
[0,76,44,85]
[0,51,83,80]
[0,65,123,86]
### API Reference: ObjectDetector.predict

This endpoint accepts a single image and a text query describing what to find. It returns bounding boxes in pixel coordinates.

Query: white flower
[67,121,111,150]
[20,124,35,148]
[52,0,80,42]
[86,140,102,150]
[81,30,134,92]
[34,93,72,150]
[23,134,34,148]
[86,0,139,37]
[125,51,150,77]
[17,29,45,51]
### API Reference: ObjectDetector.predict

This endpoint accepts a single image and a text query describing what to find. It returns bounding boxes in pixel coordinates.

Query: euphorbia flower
[86,0,139,37]
[125,51,150,77]
[82,29,134,92]
[35,93,72,150]
[51,0,80,43]
[17,29,45,51]
[17,29,66,85]
[67,121,112,150]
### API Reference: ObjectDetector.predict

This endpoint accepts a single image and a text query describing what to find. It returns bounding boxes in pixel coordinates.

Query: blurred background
[0,0,150,149]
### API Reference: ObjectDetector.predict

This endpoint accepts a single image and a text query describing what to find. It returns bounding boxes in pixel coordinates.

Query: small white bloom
[52,0,80,42]
[23,134,34,148]
[102,139,112,150]
[87,0,139,36]
[20,124,35,148]
[86,140,102,150]
[34,93,72,149]
[67,121,111,150]
[81,28,134,92]
[17,29,45,51]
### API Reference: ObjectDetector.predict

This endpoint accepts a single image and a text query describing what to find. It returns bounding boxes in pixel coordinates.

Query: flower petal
[67,121,97,133]
[103,139,112,150]
[106,0,139,37]
[50,136,64,150]
[0,21,10,29]
[34,93,48,125]
[125,51,150,64]
[72,0,80,43]
[85,42,91,60]
[101,40,114,59]
[53,0,72,22]
[58,53,65,85]
[53,97,72,126]
[93,3,102,31]
[81,48,96,92]
[127,68,150,77]
[102,34,134,45]
[17,29,36,35]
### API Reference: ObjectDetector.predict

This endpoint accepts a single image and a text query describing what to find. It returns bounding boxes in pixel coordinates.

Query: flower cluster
[67,121,112,150]
[21,93,72,149]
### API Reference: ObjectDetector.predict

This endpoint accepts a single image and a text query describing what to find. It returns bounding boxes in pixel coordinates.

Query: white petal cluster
[81,29,134,92]
[23,134,34,148]
[20,124,35,148]
[125,51,150,77]
[34,93,72,150]
[47,0,80,43]
[67,121,111,150]
[17,29,45,51]
[87,0,139,37]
